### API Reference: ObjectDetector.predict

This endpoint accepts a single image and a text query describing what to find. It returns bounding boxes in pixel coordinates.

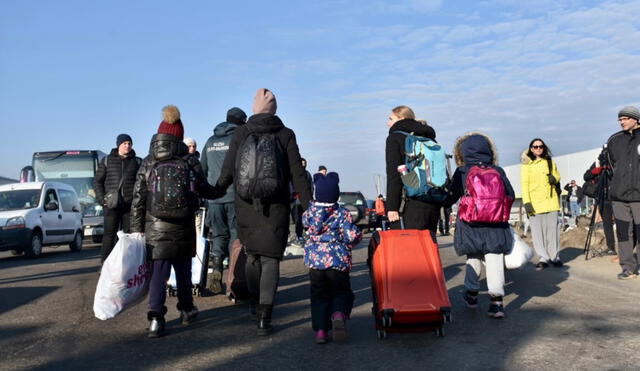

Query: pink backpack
[458,165,514,223]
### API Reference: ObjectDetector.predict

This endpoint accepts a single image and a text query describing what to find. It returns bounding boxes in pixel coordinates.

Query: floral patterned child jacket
[302,201,362,271]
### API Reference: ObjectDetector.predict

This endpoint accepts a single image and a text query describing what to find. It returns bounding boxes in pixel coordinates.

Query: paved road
[1,234,639,371]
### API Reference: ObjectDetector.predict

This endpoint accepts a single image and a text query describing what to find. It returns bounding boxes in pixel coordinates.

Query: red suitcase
[368,229,451,339]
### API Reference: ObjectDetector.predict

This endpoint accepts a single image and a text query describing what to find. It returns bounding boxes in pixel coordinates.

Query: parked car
[0,181,83,258]
[338,191,377,232]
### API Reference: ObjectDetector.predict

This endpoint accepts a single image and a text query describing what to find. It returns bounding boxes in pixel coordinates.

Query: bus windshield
[33,152,102,217]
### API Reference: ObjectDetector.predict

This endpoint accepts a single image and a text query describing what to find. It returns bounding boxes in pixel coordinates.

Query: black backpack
[147,157,197,219]
[235,130,286,200]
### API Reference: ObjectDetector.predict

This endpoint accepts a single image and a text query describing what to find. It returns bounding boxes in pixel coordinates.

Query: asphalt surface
[1,232,639,371]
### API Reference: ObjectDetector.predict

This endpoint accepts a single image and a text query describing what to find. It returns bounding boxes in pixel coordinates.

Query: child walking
[302,172,362,344]
[449,132,515,318]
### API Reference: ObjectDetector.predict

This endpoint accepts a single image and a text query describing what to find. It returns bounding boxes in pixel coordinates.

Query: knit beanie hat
[252,88,277,115]
[116,133,132,147]
[314,172,340,203]
[157,105,184,140]
[227,107,247,125]
[618,106,640,122]
[183,137,196,147]
[318,165,327,172]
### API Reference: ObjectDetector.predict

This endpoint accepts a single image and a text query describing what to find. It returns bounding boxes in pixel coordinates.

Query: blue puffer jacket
[450,132,514,257]
[302,202,362,271]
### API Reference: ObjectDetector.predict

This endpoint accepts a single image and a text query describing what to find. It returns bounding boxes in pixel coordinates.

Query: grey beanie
[618,106,640,121]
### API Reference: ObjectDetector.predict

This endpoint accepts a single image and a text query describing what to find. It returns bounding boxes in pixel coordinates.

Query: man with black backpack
[214,88,312,336]
[93,133,141,263]
[130,105,220,338]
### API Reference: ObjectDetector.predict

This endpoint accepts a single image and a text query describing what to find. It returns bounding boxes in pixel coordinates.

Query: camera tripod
[583,171,609,260]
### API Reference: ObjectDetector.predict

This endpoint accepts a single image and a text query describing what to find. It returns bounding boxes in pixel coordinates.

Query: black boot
[177,302,199,326]
[147,311,166,338]
[207,256,224,294]
[256,304,273,336]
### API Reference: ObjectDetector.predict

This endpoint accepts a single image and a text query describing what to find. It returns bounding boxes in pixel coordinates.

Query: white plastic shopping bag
[504,229,534,270]
[93,231,149,320]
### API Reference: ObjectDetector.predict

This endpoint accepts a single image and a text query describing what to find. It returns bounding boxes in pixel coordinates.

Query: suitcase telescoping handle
[381,217,404,231]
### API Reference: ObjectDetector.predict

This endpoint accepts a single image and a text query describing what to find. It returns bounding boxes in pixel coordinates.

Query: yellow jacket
[520,153,561,214]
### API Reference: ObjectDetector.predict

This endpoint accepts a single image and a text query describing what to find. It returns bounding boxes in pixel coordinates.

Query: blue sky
[1,0,639,198]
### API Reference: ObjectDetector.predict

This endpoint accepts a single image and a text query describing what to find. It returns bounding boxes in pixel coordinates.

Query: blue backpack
[395,130,450,204]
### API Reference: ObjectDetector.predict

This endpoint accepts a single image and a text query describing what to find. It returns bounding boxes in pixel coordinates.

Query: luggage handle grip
[381,217,404,231]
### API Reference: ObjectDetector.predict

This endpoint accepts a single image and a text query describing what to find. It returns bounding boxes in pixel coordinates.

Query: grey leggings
[530,211,560,262]
[245,254,280,305]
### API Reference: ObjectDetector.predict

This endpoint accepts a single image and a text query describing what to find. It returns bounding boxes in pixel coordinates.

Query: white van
[0,181,83,258]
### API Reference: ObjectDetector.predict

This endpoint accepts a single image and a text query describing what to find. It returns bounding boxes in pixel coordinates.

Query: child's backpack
[147,158,197,219]
[394,131,450,204]
[458,165,513,223]
[235,130,287,200]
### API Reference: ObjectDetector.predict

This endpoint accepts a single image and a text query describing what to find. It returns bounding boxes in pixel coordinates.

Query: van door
[58,188,81,242]
[41,187,63,244]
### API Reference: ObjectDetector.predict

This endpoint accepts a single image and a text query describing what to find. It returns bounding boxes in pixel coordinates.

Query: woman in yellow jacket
[521,138,562,269]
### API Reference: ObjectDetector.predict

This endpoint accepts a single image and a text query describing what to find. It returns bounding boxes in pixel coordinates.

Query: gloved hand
[524,203,535,216]
[547,174,557,184]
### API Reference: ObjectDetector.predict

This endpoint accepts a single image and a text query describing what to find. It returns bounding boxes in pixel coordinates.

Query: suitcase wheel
[382,314,392,328]
[376,330,387,340]
[435,326,445,337]
[444,312,452,323]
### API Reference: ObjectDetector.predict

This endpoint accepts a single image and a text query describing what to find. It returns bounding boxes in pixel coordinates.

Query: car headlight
[5,216,26,230]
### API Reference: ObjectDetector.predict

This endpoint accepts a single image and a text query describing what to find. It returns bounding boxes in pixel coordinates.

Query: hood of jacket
[213,121,238,137]
[149,133,188,161]
[389,119,435,139]
[453,132,498,166]
[245,113,285,134]
[305,202,340,235]
[520,149,532,165]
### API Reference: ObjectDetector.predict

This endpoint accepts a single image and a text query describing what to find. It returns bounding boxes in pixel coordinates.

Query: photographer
[583,150,615,256]
[606,106,640,280]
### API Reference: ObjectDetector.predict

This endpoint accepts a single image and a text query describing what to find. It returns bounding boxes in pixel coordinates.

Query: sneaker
[487,302,505,319]
[180,306,199,325]
[536,261,549,270]
[315,329,328,344]
[617,270,638,280]
[331,312,348,342]
[551,259,563,268]
[604,249,617,256]
[462,291,478,308]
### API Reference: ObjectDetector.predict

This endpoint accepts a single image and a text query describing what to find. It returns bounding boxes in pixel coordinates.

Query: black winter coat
[215,113,313,259]
[449,133,514,256]
[385,119,440,230]
[130,134,217,260]
[606,127,640,202]
[93,148,141,208]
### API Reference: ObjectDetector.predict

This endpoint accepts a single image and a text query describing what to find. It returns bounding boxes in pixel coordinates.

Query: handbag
[104,157,124,209]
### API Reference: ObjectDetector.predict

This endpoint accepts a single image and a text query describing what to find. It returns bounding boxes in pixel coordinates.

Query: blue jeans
[207,202,237,258]
[570,201,580,218]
